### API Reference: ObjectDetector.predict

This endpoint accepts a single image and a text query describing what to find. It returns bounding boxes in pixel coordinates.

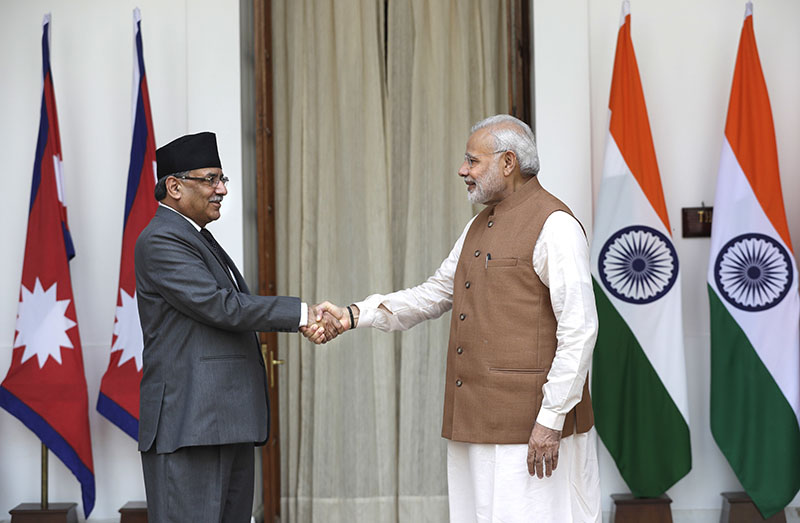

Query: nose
[216,180,228,195]
[458,159,470,177]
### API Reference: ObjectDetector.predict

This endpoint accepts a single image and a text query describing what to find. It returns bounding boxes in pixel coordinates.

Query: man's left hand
[527,422,562,479]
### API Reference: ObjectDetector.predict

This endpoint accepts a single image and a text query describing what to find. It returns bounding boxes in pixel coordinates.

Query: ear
[166,176,181,200]
[502,150,517,176]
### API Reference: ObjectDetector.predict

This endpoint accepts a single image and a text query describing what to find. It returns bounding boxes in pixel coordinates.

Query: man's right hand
[300,302,353,344]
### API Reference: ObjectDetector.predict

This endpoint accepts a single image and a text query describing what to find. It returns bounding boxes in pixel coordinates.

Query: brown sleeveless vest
[441,176,594,444]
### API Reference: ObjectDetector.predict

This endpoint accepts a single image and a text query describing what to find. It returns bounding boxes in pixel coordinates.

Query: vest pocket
[486,257,518,268]
[488,367,546,374]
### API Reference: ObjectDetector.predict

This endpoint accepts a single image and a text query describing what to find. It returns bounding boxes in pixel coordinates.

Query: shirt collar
[159,202,202,231]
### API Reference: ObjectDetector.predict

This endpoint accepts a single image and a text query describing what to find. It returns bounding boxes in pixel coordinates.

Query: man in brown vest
[312,115,601,522]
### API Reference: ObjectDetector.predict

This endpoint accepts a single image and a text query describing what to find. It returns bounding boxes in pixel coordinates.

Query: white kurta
[354,211,601,523]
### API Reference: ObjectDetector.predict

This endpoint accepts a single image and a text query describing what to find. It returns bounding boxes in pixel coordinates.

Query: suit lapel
[218,246,250,294]
[155,206,243,291]
[193,228,240,289]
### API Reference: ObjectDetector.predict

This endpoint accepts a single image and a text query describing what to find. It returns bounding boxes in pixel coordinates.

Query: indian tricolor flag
[708,3,800,518]
[590,0,691,497]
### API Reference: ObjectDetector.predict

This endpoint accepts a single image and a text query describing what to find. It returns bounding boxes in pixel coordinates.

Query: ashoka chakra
[598,225,679,304]
[714,233,792,312]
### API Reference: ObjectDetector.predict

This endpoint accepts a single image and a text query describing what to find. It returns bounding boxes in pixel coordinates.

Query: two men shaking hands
[300,302,357,344]
[136,114,602,523]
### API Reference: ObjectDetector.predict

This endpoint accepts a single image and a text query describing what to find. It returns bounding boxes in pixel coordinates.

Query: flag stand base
[9,502,77,523]
[119,501,148,523]
[610,493,673,523]
[720,492,786,522]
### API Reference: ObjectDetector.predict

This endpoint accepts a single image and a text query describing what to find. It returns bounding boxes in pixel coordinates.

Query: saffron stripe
[608,11,670,232]
[724,12,792,251]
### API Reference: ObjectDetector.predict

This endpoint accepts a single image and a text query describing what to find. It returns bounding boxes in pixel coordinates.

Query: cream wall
[534,0,800,520]
[0,1,244,521]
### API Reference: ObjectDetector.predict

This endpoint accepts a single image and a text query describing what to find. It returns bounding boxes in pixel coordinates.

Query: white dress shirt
[354,211,598,432]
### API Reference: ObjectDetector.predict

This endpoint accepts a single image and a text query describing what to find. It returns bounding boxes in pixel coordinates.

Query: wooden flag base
[611,493,673,523]
[720,492,786,523]
[9,502,77,523]
[119,501,148,523]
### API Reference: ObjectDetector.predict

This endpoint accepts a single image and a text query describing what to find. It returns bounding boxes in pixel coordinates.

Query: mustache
[209,195,224,203]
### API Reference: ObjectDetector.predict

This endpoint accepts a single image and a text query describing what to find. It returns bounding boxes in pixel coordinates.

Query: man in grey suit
[135,132,333,522]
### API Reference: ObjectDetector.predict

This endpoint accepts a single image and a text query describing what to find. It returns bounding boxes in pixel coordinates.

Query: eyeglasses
[175,173,229,188]
[464,150,506,169]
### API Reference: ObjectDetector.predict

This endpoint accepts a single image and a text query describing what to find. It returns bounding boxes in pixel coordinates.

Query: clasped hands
[300,302,356,344]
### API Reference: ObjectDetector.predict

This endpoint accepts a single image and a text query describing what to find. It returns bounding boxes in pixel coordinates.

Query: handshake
[300,302,358,344]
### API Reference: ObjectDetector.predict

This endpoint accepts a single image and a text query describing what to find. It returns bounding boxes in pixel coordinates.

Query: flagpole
[41,443,48,509]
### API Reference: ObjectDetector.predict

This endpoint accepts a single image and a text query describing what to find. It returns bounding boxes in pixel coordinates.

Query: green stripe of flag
[709,286,800,518]
[592,279,691,496]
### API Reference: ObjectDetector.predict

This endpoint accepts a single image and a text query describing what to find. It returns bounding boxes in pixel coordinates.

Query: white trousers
[446,429,601,523]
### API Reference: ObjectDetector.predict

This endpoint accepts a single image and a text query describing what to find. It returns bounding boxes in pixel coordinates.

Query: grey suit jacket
[135,206,300,453]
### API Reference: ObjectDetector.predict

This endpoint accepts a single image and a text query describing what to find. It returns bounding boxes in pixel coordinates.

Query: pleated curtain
[271,1,508,521]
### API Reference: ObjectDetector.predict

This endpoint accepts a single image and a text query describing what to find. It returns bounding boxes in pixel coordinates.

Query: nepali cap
[156,131,222,179]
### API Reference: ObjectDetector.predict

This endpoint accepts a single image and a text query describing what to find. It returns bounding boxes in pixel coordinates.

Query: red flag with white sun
[96,7,158,441]
[0,14,95,518]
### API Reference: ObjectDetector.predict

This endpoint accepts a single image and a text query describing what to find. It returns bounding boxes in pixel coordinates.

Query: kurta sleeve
[353,217,476,332]
[533,211,598,431]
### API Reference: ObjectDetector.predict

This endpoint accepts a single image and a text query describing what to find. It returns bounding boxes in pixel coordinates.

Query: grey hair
[470,114,540,178]
[154,170,190,201]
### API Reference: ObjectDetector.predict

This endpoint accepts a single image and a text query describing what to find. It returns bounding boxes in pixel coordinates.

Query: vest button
[456,347,463,354]
[465,281,471,289]
[488,220,494,227]
[459,313,466,321]
[456,379,462,387]
[474,249,481,257]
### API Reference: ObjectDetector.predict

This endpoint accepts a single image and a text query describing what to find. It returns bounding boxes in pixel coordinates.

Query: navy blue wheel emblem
[713,233,792,312]
[598,225,679,304]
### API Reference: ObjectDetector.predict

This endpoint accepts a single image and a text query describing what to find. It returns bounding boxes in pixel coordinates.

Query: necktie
[200,228,224,262]
[200,228,238,290]
[200,227,248,293]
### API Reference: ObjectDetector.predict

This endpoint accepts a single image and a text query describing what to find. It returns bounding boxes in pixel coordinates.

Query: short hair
[471,114,540,178]
[154,170,190,201]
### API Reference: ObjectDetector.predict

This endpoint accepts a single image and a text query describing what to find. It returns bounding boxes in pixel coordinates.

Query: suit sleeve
[136,228,301,333]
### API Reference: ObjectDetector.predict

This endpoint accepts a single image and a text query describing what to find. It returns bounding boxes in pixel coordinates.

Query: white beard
[467,163,505,205]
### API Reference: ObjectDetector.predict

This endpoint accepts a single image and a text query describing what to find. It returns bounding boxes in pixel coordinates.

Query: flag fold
[708,3,800,517]
[97,7,158,440]
[0,14,95,517]
[590,0,691,497]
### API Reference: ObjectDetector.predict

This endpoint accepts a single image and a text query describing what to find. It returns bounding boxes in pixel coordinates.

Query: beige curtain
[272,1,507,521]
